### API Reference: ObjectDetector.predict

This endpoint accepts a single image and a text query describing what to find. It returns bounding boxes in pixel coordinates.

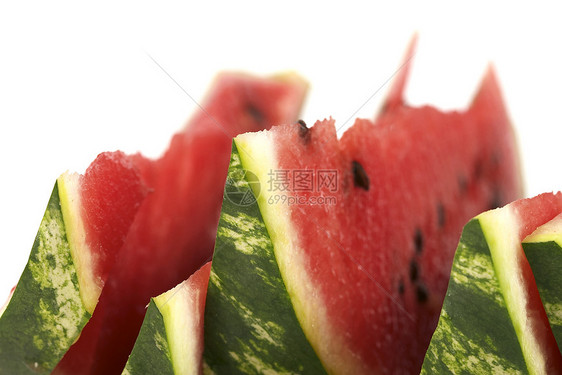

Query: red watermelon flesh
[378,33,417,115]
[2,151,147,316]
[57,150,149,315]
[184,261,213,373]
[339,69,521,373]
[54,72,307,375]
[79,151,149,289]
[256,68,521,372]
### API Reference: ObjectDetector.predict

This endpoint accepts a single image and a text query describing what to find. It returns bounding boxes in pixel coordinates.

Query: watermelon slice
[0,72,307,374]
[203,61,522,373]
[0,151,146,375]
[422,193,562,374]
[123,262,212,375]
[62,151,150,313]
[56,71,307,375]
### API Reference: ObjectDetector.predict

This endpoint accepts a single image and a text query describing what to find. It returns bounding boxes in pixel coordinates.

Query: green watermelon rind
[0,182,90,374]
[203,142,327,374]
[124,271,208,375]
[478,206,557,374]
[123,299,175,375]
[421,218,527,374]
[422,202,562,374]
[57,172,101,314]
[233,125,363,374]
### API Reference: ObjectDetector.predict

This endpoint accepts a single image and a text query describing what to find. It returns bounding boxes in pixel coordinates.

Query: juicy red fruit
[54,73,306,374]
[337,67,521,373]
[80,151,148,284]
[264,48,521,372]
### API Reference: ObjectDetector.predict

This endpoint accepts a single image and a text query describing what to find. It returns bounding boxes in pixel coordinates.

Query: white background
[1,1,561,302]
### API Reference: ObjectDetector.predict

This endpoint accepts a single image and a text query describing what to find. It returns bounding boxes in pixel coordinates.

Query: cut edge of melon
[57,172,100,314]
[477,206,546,374]
[523,213,562,247]
[235,131,366,375]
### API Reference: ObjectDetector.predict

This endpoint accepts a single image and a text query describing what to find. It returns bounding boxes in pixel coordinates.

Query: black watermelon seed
[398,279,405,295]
[437,202,446,228]
[416,283,429,303]
[409,259,419,282]
[414,228,424,253]
[352,161,370,191]
[247,104,265,127]
[297,119,310,143]
[488,189,503,210]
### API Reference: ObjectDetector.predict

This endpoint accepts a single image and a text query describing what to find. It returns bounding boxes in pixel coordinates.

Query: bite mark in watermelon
[203,56,522,373]
[422,193,562,374]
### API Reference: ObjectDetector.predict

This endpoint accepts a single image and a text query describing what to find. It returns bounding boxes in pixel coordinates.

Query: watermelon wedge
[57,71,307,375]
[61,151,150,314]
[0,72,307,375]
[123,262,212,375]
[203,59,522,373]
[0,151,146,375]
[422,193,562,374]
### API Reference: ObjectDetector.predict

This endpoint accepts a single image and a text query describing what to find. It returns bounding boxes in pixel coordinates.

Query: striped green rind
[125,268,208,375]
[123,299,175,375]
[203,143,327,374]
[0,182,90,374]
[421,219,527,374]
[523,221,562,351]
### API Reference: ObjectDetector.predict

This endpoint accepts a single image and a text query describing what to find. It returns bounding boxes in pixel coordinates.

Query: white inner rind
[523,214,562,247]
[235,132,367,375]
[155,278,201,375]
[57,172,100,314]
[478,207,546,375]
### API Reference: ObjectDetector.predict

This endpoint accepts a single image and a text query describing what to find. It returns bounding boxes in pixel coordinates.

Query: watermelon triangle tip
[483,62,499,84]
[469,63,506,112]
[379,33,418,114]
